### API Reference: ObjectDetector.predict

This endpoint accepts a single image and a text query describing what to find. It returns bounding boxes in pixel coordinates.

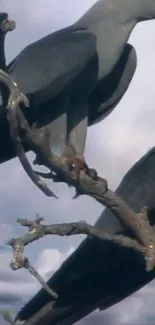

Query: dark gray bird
[0,41,136,166]
[1,0,152,172]
[15,147,155,325]
[0,7,137,197]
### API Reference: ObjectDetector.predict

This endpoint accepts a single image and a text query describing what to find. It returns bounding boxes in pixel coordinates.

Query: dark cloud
[0,294,21,305]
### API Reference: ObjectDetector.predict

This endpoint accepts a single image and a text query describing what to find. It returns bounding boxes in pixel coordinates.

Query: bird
[0,36,137,167]
[15,147,155,325]
[0,9,137,198]
[0,0,149,175]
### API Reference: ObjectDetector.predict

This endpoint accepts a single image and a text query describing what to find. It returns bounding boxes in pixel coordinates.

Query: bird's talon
[69,162,76,171]
[87,168,98,179]
[68,157,85,173]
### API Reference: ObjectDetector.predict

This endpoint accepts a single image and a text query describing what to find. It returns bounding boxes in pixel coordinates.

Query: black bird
[15,147,155,325]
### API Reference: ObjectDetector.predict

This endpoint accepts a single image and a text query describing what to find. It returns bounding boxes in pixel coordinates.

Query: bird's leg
[66,100,97,195]
[66,150,97,197]
[33,96,69,165]
[67,148,97,178]
[32,96,97,194]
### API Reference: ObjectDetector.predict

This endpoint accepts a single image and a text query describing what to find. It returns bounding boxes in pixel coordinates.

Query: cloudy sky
[1,0,155,324]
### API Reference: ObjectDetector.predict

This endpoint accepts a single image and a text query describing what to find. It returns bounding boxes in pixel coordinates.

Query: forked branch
[1,69,155,297]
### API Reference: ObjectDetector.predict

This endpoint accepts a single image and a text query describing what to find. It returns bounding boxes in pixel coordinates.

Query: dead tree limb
[7,212,155,299]
[6,216,141,299]
[7,216,58,300]
[1,69,155,296]
[19,115,155,271]
[0,69,57,198]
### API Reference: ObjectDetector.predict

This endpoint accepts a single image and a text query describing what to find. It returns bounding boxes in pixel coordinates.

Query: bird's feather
[9,28,97,108]
[88,43,137,126]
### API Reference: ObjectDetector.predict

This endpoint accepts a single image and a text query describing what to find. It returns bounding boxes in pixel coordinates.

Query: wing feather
[9,28,97,107]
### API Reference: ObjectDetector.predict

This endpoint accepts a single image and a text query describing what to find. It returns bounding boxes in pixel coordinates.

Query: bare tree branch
[20,118,155,270]
[7,218,58,300]
[0,69,57,198]
[1,69,155,296]
[6,211,155,299]
[6,216,140,298]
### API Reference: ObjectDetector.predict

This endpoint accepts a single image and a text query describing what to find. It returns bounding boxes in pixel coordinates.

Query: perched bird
[15,147,155,325]
[0,0,150,172]
[0,38,136,168]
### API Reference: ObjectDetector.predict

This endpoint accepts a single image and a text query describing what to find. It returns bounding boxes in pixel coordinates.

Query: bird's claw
[67,157,98,198]
[68,158,98,199]
[85,167,98,180]
[69,157,98,180]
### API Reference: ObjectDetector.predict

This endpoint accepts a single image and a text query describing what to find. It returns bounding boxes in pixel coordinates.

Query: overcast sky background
[1,0,155,324]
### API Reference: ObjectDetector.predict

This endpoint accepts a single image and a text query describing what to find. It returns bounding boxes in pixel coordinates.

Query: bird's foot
[68,156,85,173]
[64,155,98,198]
[84,164,98,180]
[68,156,97,179]
[32,141,97,198]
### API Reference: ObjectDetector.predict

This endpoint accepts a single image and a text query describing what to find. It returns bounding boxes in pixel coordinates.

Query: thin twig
[7,212,155,301]
[7,223,58,299]
[24,258,58,299]
[7,215,143,299]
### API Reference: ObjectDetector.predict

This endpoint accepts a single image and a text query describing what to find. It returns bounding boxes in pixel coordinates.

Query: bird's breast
[91,19,134,80]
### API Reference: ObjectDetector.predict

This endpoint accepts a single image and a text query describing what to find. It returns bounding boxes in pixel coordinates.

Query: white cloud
[36,246,75,278]
[0,245,75,314]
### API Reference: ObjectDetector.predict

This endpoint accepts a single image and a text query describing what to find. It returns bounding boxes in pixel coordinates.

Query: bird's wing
[9,27,97,107]
[88,44,137,126]
[7,57,16,71]
[15,147,155,325]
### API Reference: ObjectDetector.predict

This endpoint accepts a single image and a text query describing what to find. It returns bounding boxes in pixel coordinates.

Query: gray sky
[1,0,155,323]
